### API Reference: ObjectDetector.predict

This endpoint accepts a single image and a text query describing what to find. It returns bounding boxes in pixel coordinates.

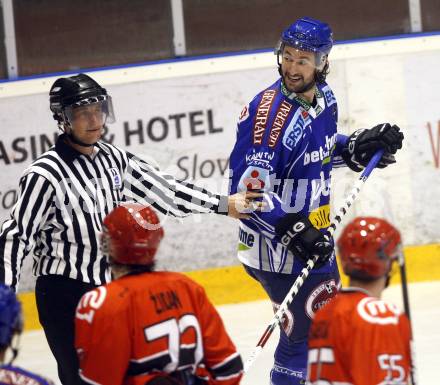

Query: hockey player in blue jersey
[0,284,54,385]
[229,17,404,385]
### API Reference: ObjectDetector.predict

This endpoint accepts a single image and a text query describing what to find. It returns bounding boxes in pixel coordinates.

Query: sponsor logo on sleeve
[253,89,276,145]
[321,85,336,107]
[269,100,293,148]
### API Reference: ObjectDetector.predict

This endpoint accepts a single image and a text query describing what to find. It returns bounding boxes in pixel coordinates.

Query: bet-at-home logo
[303,133,337,166]
[238,227,255,251]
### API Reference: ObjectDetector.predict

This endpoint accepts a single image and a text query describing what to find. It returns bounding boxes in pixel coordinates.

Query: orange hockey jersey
[307,288,412,385]
[75,271,243,385]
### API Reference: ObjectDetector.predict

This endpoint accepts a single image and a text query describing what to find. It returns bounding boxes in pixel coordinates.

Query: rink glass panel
[13,0,173,77]
[183,0,411,56]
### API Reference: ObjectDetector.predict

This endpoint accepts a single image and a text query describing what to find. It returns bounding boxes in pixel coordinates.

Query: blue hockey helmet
[280,17,333,56]
[0,284,23,348]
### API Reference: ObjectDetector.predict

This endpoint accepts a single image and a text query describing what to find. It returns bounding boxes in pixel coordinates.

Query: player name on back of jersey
[150,290,182,314]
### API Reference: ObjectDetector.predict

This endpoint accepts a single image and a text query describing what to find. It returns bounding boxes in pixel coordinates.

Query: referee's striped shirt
[0,134,227,290]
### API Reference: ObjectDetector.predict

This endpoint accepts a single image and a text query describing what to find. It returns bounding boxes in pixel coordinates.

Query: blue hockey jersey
[229,78,347,274]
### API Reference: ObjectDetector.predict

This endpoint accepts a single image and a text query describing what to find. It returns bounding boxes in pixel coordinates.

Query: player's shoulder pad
[167,271,204,290]
[318,82,337,109]
[22,157,59,182]
[356,296,403,325]
[168,272,208,302]
[238,82,279,125]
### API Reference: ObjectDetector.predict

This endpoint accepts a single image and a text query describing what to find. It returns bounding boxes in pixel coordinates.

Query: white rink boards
[1,34,440,291]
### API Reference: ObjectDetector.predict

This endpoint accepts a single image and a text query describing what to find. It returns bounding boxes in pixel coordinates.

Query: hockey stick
[382,190,417,385]
[397,250,418,385]
[244,150,384,372]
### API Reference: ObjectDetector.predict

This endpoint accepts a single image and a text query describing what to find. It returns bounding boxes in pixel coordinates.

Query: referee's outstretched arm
[124,151,226,217]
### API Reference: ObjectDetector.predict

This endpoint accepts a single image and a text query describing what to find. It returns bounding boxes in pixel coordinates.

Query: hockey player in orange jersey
[307,217,412,385]
[75,204,243,385]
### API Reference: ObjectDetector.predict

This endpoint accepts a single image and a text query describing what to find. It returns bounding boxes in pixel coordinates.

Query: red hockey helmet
[337,217,401,280]
[101,204,164,265]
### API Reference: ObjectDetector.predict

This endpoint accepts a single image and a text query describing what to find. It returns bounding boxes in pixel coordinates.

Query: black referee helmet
[49,73,115,126]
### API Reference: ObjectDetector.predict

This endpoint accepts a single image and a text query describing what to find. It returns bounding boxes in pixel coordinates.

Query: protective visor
[276,41,327,70]
[64,95,115,126]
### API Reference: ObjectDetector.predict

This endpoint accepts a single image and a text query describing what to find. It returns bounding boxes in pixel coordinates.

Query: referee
[0,74,259,385]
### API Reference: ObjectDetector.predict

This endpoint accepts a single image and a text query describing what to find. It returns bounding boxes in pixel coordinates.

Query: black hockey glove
[341,123,404,172]
[275,213,333,268]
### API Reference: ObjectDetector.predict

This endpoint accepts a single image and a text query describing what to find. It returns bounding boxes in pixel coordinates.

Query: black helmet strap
[67,131,96,148]
[59,117,97,148]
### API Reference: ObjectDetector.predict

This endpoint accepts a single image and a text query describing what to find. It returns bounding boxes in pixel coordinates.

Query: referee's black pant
[35,275,97,385]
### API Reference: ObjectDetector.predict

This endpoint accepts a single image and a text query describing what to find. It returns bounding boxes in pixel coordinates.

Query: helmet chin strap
[67,132,95,147]
[384,264,393,288]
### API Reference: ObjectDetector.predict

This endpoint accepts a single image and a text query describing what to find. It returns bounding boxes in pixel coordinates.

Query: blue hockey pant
[244,265,340,385]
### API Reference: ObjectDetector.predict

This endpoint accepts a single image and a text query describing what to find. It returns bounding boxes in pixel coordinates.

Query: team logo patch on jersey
[269,100,292,148]
[357,297,402,325]
[305,279,339,319]
[282,108,310,150]
[253,89,276,144]
[108,167,122,190]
